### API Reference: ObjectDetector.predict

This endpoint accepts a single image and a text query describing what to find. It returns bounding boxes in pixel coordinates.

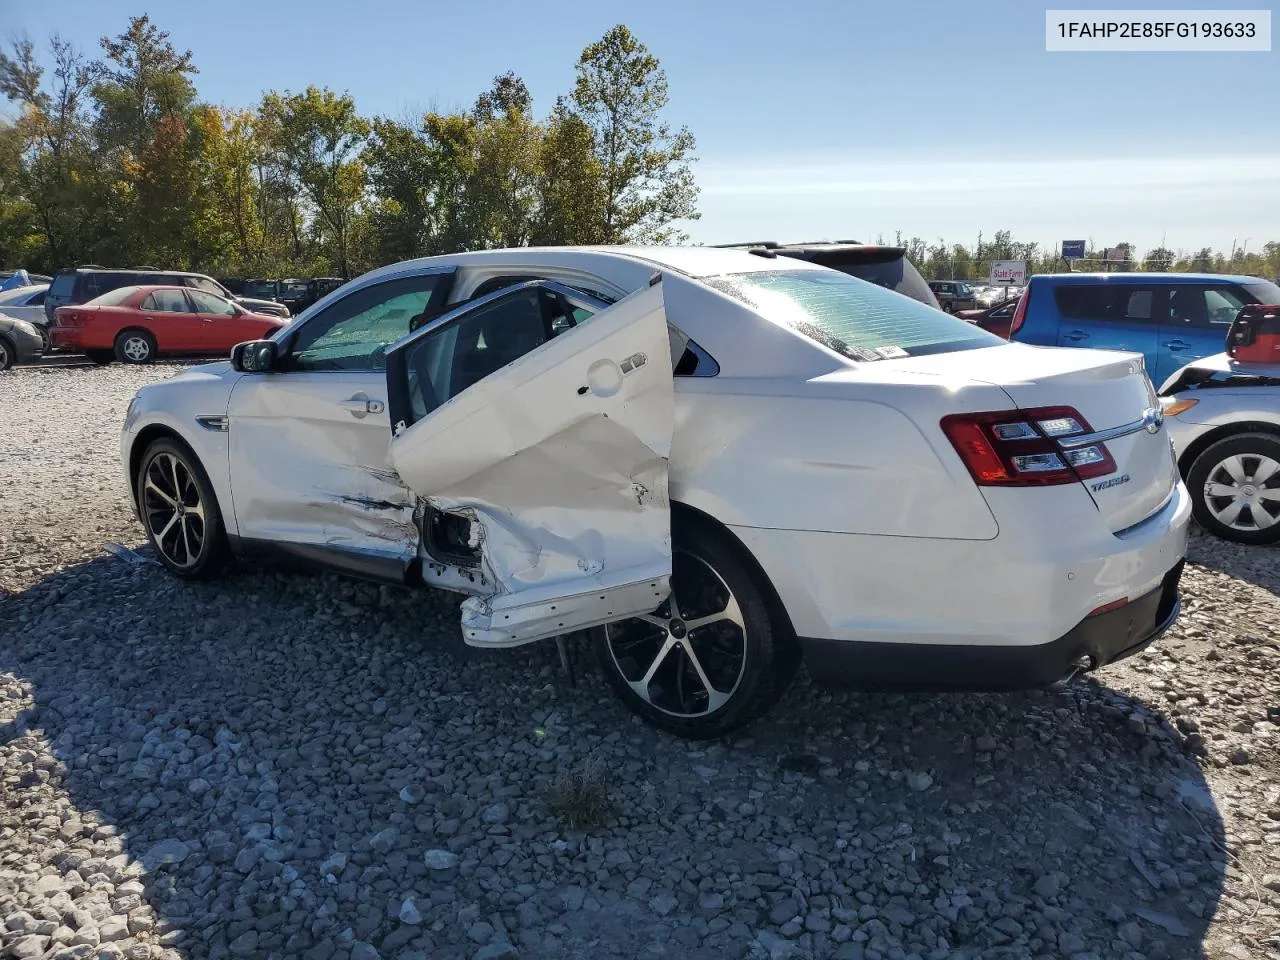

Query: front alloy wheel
[1188,433,1280,545]
[595,523,797,738]
[136,440,228,577]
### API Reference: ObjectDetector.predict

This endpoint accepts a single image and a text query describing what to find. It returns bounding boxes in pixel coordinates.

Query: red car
[50,285,287,364]
[955,296,1021,340]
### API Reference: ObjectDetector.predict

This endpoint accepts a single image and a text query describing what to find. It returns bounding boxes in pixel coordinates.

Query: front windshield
[706,269,1002,360]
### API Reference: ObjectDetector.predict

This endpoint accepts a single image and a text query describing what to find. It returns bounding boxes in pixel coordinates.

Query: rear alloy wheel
[1188,433,1280,545]
[594,523,796,738]
[0,335,13,371]
[943,302,955,313]
[116,329,156,364]
[136,439,229,578]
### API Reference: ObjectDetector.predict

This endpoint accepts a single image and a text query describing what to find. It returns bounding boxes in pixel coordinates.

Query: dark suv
[713,241,940,309]
[928,280,979,313]
[45,268,291,323]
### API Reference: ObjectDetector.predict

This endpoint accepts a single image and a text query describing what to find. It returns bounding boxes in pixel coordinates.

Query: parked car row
[222,275,346,315]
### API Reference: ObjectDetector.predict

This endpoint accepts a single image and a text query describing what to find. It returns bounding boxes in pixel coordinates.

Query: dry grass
[547,756,614,830]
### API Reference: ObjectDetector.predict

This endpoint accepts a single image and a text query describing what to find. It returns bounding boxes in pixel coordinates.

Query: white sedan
[121,246,1189,737]
[1161,352,1280,544]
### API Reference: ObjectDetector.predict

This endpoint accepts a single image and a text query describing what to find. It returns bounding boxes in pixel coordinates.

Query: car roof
[1033,272,1259,285]
[357,245,832,286]
[66,267,210,278]
[99,284,200,296]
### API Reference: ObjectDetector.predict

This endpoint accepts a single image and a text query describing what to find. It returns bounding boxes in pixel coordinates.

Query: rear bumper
[800,559,1183,690]
[49,326,83,350]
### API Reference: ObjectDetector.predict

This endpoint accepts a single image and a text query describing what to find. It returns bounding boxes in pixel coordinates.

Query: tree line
[893,231,1280,282]
[0,17,699,278]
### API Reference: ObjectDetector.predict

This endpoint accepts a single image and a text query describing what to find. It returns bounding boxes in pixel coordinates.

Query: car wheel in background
[85,350,114,366]
[116,329,157,364]
[942,302,954,313]
[135,438,230,578]
[1188,432,1280,545]
[593,519,798,738]
[0,335,13,370]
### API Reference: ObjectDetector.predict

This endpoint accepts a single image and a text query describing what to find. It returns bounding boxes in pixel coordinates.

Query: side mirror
[231,339,279,372]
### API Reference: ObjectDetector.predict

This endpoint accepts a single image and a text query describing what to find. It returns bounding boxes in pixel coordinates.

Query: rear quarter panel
[1013,278,1060,346]
[669,377,1004,540]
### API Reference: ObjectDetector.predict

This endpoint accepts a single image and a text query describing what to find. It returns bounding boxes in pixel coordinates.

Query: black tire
[0,335,14,371]
[942,302,955,314]
[1187,432,1280,545]
[115,328,157,364]
[135,438,230,578]
[593,519,798,739]
[85,349,114,366]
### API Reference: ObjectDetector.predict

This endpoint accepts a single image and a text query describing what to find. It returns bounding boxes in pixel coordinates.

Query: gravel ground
[2,363,1279,960]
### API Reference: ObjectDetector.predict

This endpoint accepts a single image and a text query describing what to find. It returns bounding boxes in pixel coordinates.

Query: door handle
[1063,331,1089,341]
[339,393,385,418]
[1164,339,1191,350]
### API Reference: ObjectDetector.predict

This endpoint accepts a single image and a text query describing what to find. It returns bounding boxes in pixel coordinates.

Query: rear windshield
[88,286,140,306]
[243,281,278,298]
[814,256,938,307]
[706,269,1003,360]
[1246,280,1280,304]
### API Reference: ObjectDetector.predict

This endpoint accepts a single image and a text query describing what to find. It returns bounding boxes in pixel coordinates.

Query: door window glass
[397,287,595,423]
[188,290,238,316]
[1203,286,1248,326]
[142,289,192,313]
[1054,284,1156,323]
[289,273,447,371]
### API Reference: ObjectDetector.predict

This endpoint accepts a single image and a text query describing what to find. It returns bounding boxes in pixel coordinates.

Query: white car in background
[0,283,51,347]
[1161,352,1280,544]
[121,247,1189,737]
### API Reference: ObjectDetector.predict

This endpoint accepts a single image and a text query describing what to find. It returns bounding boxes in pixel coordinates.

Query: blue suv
[1010,273,1280,382]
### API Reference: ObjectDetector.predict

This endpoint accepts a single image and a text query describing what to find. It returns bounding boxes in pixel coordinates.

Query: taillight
[1008,288,1029,337]
[941,406,1116,487]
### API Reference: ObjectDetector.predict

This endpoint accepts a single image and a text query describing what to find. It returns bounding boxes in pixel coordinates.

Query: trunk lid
[889,343,1176,532]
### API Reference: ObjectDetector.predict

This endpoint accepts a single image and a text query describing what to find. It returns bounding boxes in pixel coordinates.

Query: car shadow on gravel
[0,553,1228,960]
[1185,526,1280,595]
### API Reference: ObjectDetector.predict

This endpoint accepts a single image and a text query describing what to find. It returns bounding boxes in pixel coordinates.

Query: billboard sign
[990,260,1027,284]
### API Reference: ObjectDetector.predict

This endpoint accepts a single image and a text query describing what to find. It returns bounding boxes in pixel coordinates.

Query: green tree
[94,15,197,158]
[259,86,370,276]
[0,34,97,267]
[569,24,698,243]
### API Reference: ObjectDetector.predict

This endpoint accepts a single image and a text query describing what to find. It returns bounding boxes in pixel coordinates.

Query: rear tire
[943,302,955,314]
[85,350,114,366]
[593,519,798,739]
[116,329,157,364]
[1187,432,1280,545]
[0,335,14,370]
[135,438,230,578]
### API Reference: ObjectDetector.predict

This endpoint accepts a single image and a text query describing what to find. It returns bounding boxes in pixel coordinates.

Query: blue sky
[7,0,1279,255]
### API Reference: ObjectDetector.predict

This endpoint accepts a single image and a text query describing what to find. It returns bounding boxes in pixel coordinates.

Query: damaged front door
[384,280,674,647]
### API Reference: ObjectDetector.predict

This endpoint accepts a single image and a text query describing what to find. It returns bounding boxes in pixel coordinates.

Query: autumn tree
[259,87,369,276]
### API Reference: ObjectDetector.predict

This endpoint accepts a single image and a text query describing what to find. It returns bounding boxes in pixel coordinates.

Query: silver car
[0,314,44,369]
